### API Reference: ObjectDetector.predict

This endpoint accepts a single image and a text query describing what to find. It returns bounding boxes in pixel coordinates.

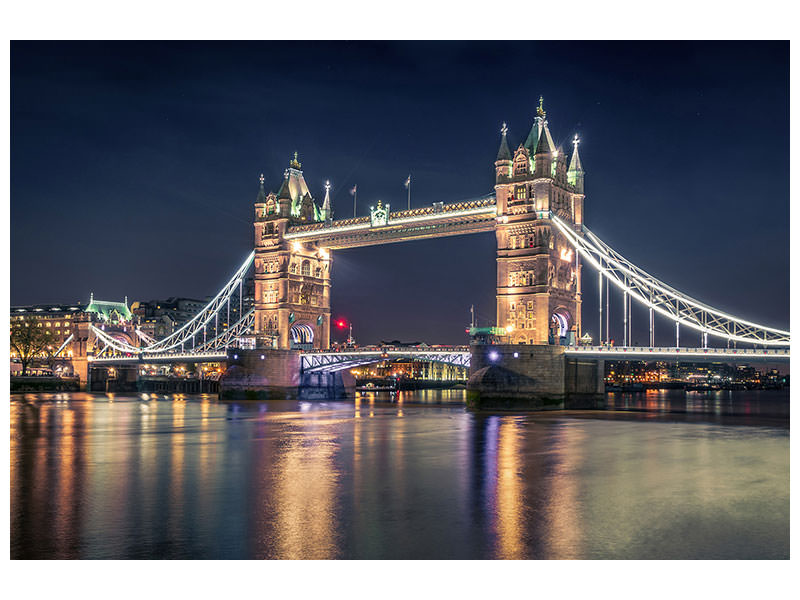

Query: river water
[10,389,789,559]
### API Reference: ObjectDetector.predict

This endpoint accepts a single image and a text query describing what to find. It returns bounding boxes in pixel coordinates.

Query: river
[10,389,789,559]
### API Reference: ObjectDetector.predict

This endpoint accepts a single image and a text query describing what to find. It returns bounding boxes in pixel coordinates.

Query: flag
[350,184,357,195]
[404,174,411,189]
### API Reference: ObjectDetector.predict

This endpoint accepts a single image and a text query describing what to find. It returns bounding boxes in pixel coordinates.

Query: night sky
[11,41,789,346]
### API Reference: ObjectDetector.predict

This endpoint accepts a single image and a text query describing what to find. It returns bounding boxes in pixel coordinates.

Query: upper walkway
[283,196,497,249]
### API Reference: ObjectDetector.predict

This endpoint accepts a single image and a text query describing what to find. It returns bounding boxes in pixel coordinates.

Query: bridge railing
[567,346,790,357]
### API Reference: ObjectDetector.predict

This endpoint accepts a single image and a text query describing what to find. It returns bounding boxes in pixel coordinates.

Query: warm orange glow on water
[494,419,524,559]
[10,392,790,559]
[269,416,341,559]
[544,422,585,559]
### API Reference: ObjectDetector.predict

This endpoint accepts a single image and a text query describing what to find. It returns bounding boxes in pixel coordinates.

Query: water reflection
[10,390,789,559]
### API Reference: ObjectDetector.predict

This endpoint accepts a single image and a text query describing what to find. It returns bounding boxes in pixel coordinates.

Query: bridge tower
[494,98,585,344]
[253,154,332,350]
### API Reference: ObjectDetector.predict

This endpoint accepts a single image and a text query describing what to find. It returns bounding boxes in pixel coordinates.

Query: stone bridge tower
[494,98,586,344]
[253,154,331,350]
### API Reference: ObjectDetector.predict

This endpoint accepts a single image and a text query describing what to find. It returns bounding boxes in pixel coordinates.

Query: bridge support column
[73,357,89,391]
[467,344,604,411]
[219,349,302,400]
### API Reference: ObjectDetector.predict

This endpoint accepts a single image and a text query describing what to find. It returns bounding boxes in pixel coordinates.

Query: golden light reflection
[543,422,585,559]
[271,418,341,559]
[53,407,76,553]
[169,399,186,537]
[494,418,524,559]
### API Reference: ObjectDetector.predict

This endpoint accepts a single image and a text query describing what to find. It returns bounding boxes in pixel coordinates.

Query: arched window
[301,260,311,276]
[266,199,276,215]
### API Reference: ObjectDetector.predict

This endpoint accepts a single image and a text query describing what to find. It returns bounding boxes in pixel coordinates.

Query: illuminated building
[10,295,136,373]
[253,156,332,349]
[494,97,585,344]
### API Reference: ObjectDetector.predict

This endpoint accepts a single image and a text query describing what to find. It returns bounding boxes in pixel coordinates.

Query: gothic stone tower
[494,98,586,344]
[253,153,332,350]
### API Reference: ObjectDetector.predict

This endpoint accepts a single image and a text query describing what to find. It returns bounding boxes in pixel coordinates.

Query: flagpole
[354,188,357,217]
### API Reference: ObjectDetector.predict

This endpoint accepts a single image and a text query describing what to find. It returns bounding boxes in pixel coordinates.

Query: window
[290,263,297,275]
[315,267,321,278]
[301,260,311,276]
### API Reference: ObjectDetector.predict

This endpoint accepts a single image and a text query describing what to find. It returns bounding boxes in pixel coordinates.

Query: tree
[10,318,52,376]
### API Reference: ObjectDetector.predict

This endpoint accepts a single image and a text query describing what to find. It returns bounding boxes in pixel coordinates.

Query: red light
[336,320,347,329]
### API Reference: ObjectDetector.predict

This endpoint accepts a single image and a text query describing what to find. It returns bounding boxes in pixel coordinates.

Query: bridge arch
[300,348,471,374]
[290,323,315,349]
[551,306,572,338]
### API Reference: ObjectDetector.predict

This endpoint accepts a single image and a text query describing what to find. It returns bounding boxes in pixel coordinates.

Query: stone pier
[467,344,604,411]
[219,349,351,400]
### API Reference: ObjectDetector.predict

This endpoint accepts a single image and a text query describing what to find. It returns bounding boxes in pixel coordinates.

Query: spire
[290,151,302,169]
[568,134,585,193]
[536,96,546,119]
[496,122,511,161]
[322,180,331,213]
[535,123,553,154]
[256,173,266,203]
[568,135,584,172]
[524,97,552,153]
[524,119,540,154]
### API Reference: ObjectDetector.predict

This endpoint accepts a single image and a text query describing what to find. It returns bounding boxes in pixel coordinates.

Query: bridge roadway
[87,345,789,369]
[301,345,790,372]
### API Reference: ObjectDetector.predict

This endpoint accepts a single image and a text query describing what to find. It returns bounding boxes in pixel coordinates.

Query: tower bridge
[69,98,788,406]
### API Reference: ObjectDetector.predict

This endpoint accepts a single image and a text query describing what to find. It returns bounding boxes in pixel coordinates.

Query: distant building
[132,286,252,342]
[131,297,207,339]
[10,294,136,368]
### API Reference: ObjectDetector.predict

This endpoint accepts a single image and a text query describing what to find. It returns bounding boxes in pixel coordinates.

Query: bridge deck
[87,345,789,367]
[564,346,790,362]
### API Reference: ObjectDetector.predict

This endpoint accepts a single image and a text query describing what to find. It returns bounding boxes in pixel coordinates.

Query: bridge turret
[567,134,585,194]
[320,180,332,221]
[495,122,512,184]
[254,173,267,220]
[495,97,583,345]
[533,117,554,179]
[254,155,332,351]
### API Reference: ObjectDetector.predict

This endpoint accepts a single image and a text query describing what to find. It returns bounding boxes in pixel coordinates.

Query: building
[494,97,585,344]
[253,155,332,350]
[10,294,137,371]
[10,302,85,360]
[131,296,208,339]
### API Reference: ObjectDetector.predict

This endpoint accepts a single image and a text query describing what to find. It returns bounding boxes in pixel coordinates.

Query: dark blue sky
[11,41,788,345]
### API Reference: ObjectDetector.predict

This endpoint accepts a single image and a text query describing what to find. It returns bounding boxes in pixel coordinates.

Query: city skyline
[11,41,789,345]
